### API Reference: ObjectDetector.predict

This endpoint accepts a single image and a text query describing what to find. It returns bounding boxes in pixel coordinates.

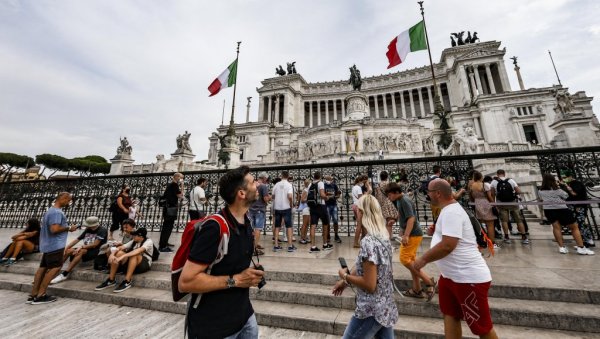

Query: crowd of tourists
[1,164,596,338]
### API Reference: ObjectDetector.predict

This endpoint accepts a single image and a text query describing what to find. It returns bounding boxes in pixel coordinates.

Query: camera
[254,264,267,289]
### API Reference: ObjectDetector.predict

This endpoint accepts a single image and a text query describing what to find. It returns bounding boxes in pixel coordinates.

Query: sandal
[402,288,425,298]
[424,277,437,302]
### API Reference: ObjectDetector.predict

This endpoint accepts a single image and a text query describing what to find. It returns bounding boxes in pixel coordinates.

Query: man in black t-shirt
[159,173,183,252]
[179,166,265,339]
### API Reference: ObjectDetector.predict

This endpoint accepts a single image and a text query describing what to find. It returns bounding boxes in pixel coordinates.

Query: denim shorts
[248,210,266,230]
[274,208,293,228]
[327,205,339,224]
[342,316,394,339]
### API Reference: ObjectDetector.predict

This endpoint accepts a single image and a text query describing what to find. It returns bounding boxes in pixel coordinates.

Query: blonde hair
[357,195,389,240]
[304,178,312,187]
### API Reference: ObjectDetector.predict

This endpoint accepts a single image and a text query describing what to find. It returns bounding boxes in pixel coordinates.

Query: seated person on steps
[1,218,41,266]
[95,227,154,293]
[51,216,107,284]
[95,218,135,271]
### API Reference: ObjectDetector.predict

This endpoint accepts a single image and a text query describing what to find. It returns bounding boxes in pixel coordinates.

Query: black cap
[131,227,147,237]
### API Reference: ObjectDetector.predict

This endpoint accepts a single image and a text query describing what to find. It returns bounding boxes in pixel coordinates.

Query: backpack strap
[191,213,230,309]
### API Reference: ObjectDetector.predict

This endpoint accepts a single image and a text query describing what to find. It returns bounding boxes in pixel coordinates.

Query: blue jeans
[223,314,258,339]
[327,205,339,225]
[343,316,394,339]
[248,210,266,230]
[274,208,293,228]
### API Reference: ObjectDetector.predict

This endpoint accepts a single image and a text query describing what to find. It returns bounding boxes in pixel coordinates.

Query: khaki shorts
[498,206,522,224]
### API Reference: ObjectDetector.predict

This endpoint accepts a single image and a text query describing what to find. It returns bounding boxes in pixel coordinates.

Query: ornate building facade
[207,40,598,166]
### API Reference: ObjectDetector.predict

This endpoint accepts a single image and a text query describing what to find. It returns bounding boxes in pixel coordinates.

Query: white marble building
[207,40,598,166]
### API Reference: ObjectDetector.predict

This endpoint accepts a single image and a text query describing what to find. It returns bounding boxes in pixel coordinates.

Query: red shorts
[438,275,493,336]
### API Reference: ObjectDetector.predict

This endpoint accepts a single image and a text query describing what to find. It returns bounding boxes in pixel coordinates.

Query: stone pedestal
[344,92,369,121]
[549,112,597,148]
[109,155,134,175]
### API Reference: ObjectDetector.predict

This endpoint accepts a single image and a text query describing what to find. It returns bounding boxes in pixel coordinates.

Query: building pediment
[454,48,505,63]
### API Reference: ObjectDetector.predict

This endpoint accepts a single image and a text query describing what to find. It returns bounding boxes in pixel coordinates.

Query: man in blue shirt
[30,192,78,305]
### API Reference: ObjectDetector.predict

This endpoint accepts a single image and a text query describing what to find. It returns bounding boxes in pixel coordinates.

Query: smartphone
[338,257,348,269]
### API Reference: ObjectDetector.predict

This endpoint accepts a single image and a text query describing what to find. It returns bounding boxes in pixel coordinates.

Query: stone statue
[286,62,297,75]
[471,32,479,43]
[217,135,230,166]
[275,65,286,76]
[117,137,132,155]
[451,31,465,45]
[465,31,472,44]
[348,64,362,91]
[450,36,456,47]
[423,135,435,153]
[346,131,358,153]
[510,56,518,66]
[182,130,192,152]
[455,125,479,155]
[552,88,575,118]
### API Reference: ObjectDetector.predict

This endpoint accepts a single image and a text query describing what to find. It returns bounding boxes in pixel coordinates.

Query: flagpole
[229,41,241,127]
[548,50,562,87]
[418,1,442,110]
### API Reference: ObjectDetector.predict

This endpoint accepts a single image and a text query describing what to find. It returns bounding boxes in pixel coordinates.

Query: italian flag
[208,59,238,97]
[386,21,427,69]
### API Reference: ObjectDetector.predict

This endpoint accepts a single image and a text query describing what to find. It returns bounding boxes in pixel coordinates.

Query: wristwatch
[226,275,236,288]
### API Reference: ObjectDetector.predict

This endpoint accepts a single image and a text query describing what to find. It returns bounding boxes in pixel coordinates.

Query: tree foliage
[36,153,110,177]
[0,152,34,170]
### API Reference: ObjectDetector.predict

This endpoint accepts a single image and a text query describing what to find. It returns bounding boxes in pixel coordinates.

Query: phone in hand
[338,257,348,270]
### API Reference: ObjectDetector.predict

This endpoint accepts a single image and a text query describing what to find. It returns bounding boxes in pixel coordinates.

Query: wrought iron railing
[1,147,599,240]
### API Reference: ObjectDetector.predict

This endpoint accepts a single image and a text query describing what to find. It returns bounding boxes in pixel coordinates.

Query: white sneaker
[493,244,501,250]
[577,247,595,255]
[558,247,568,254]
[50,274,68,284]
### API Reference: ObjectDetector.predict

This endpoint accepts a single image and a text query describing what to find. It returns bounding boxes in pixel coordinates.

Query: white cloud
[0,0,598,164]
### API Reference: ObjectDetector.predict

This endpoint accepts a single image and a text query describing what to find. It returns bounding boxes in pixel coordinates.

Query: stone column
[460,67,471,102]
[317,101,321,126]
[333,100,337,121]
[342,99,346,119]
[474,66,484,95]
[374,95,380,118]
[468,69,478,97]
[484,63,496,94]
[274,95,281,124]
[426,86,434,114]
[514,64,525,90]
[325,100,330,124]
[391,93,398,118]
[400,91,407,119]
[496,61,511,92]
[382,94,388,117]
[258,98,264,121]
[280,95,286,124]
[417,88,425,118]
[408,89,415,119]
[309,101,313,127]
[267,96,273,124]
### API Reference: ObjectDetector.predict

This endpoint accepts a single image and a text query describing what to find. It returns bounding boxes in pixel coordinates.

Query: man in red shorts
[414,179,498,339]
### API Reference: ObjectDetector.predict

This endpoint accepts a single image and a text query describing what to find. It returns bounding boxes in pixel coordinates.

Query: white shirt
[315,181,326,205]
[272,179,293,210]
[430,202,491,283]
[123,238,154,266]
[352,185,363,205]
[189,186,206,211]
[128,205,138,219]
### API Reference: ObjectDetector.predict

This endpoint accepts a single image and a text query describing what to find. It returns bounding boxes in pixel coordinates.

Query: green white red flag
[386,21,427,69]
[208,59,238,97]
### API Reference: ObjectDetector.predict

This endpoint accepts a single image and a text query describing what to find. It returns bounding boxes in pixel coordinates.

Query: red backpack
[170,212,230,302]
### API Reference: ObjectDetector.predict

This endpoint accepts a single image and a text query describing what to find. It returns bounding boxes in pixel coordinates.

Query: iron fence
[1,147,600,240]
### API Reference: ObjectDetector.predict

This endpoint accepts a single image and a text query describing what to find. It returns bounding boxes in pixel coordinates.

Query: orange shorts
[399,236,422,265]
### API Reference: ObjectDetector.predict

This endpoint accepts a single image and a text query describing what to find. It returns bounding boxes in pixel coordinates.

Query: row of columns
[262,94,285,124]
[465,62,509,98]
[304,84,447,128]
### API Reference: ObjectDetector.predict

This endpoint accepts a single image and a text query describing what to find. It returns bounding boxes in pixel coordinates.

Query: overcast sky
[1,0,598,164]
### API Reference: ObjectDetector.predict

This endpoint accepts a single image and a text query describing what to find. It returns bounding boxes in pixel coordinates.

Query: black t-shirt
[567,180,588,207]
[24,223,41,245]
[163,182,181,207]
[187,209,254,339]
[324,182,340,206]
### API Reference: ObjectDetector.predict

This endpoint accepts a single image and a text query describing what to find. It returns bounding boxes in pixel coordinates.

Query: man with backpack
[188,177,208,220]
[159,173,184,252]
[178,166,265,339]
[324,175,342,244]
[272,171,295,252]
[491,169,529,244]
[307,171,332,253]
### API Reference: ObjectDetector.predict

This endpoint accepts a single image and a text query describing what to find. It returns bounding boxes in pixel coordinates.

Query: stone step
[0,272,589,339]
[250,280,600,333]
[9,256,600,305]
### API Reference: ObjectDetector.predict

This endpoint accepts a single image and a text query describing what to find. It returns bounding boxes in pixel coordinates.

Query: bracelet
[343,272,350,285]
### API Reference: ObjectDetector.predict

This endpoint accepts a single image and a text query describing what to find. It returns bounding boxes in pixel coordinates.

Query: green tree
[0,152,34,182]
[35,153,70,178]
